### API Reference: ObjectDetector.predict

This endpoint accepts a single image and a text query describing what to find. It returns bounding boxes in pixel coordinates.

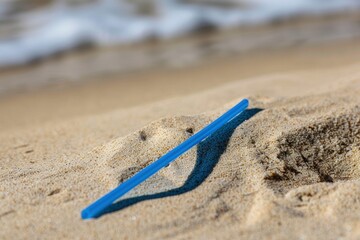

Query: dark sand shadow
[98,108,263,218]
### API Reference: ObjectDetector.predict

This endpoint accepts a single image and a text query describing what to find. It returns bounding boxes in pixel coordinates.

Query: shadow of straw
[98,108,263,218]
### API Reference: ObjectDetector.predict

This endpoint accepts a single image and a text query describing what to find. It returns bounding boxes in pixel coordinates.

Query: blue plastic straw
[81,99,249,219]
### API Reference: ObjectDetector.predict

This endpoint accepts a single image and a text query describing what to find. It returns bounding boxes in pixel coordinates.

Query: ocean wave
[0,0,359,68]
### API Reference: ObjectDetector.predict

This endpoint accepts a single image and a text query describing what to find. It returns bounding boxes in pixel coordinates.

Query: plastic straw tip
[81,209,93,220]
[243,98,249,106]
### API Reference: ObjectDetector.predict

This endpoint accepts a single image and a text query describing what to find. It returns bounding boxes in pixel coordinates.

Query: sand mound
[100,115,209,189]
[275,107,360,188]
[96,91,360,193]
[71,89,359,239]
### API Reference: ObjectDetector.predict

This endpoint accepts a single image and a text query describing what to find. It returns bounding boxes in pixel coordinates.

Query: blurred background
[0,0,360,130]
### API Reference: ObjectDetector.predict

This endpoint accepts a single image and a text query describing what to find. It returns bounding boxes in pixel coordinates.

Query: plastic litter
[81,98,249,219]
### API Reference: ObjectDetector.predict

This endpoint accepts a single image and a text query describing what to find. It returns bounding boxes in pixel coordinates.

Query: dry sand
[1,44,360,239]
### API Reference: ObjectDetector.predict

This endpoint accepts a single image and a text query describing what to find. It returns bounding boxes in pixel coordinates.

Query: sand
[1,44,360,238]
[1,39,360,131]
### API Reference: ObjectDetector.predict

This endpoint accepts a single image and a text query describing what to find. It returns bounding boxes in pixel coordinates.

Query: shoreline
[0,10,359,95]
[0,38,360,131]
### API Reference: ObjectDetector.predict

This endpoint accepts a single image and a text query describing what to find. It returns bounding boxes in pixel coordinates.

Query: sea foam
[0,0,359,68]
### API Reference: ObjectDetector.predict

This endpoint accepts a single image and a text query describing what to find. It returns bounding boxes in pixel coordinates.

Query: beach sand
[0,40,360,239]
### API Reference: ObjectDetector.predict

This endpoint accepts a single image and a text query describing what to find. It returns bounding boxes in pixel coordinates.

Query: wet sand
[0,39,360,131]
